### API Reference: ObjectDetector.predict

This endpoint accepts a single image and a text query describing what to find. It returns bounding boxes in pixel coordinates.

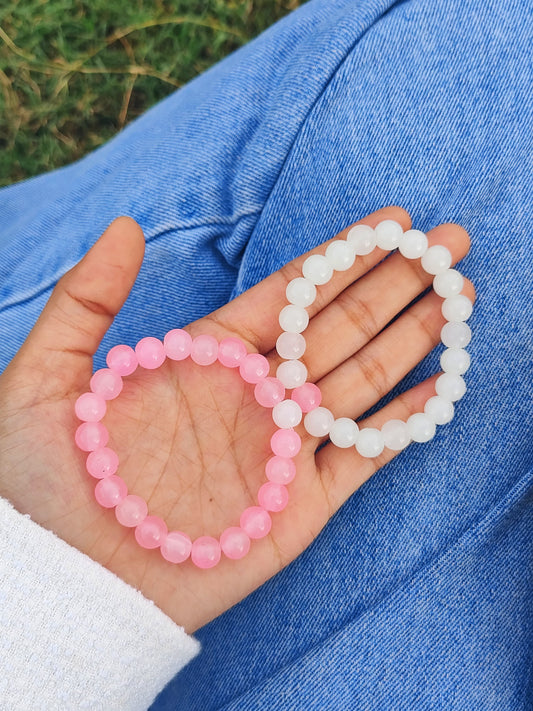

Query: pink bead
[94,475,127,508]
[75,392,106,422]
[135,515,168,549]
[240,506,272,539]
[190,335,219,366]
[265,456,296,484]
[220,527,251,560]
[90,368,123,400]
[270,429,301,458]
[258,482,289,512]
[164,329,192,361]
[161,531,192,563]
[218,337,248,368]
[254,377,286,408]
[86,447,119,479]
[291,383,322,413]
[115,495,148,527]
[239,353,270,383]
[191,536,221,568]
[135,337,166,369]
[75,422,109,451]
[106,344,138,376]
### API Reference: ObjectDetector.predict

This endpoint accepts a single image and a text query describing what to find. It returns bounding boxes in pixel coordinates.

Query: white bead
[441,294,473,322]
[435,373,467,402]
[433,269,464,298]
[302,254,333,285]
[329,418,359,448]
[424,396,454,425]
[441,321,472,349]
[304,407,334,437]
[398,229,428,259]
[355,428,384,458]
[406,413,436,443]
[440,348,471,375]
[276,360,308,389]
[375,219,403,250]
[346,224,377,255]
[421,245,453,275]
[381,419,411,451]
[276,332,306,360]
[272,400,302,429]
[278,304,309,333]
[325,240,356,271]
[286,277,317,308]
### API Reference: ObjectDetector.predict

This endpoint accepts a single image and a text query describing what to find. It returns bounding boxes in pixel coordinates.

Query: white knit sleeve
[0,497,200,711]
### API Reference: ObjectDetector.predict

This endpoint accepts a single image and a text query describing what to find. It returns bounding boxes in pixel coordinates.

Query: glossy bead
[291,382,322,412]
[346,224,376,255]
[279,304,309,333]
[240,506,272,539]
[220,527,251,560]
[286,277,317,307]
[135,337,166,370]
[258,482,289,512]
[276,331,306,360]
[421,245,453,275]
[75,392,106,422]
[302,254,333,285]
[381,419,411,451]
[90,368,123,400]
[407,413,436,443]
[272,399,302,428]
[441,321,472,349]
[239,353,270,383]
[304,406,334,437]
[217,337,248,367]
[115,495,148,527]
[163,329,192,361]
[399,229,428,259]
[94,475,127,508]
[375,219,403,250]
[325,240,356,271]
[442,294,473,322]
[75,422,109,451]
[270,429,301,458]
[329,418,359,448]
[265,456,296,484]
[161,531,192,563]
[276,360,307,389]
[355,428,384,458]
[435,373,467,402]
[440,348,471,375]
[135,516,168,549]
[191,536,221,568]
[424,396,455,425]
[106,344,138,376]
[86,447,119,479]
[433,269,464,298]
[191,334,218,366]
[254,377,286,408]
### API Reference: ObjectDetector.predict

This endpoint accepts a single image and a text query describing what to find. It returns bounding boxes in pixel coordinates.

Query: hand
[0,207,473,633]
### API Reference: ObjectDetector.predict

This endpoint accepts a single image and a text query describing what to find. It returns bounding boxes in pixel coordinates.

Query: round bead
[239,353,270,383]
[375,219,403,251]
[86,447,119,479]
[90,368,123,400]
[115,495,148,527]
[191,536,221,568]
[254,377,286,408]
[346,224,376,255]
[421,245,453,275]
[218,337,248,368]
[163,329,192,361]
[381,419,411,451]
[94,475,127,508]
[106,344,138,376]
[435,373,467,402]
[279,304,309,333]
[441,321,472,349]
[135,337,166,370]
[355,428,385,458]
[265,456,296,484]
[276,331,306,360]
[442,294,473,322]
[440,348,471,375]
[135,516,168,549]
[270,429,301,458]
[220,527,251,560]
[303,407,334,438]
[325,240,356,271]
[406,413,436,443]
[75,392,106,422]
[75,422,109,451]
[240,506,272,539]
[286,278,317,307]
[433,269,464,298]
[258,482,289,512]
[398,229,428,259]
[191,334,219,366]
[424,396,455,425]
[329,418,359,448]
[161,531,192,563]
[272,399,302,429]
[291,382,322,412]
[302,254,333,285]
[276,360,307,389]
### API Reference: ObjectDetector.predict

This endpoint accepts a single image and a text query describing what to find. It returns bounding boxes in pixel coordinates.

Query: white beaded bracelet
[274,220,473,458]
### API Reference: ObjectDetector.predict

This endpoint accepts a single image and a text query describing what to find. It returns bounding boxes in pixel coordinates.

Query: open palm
[0,207,473,633]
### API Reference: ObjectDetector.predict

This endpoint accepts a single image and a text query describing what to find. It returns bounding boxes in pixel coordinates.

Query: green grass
[0,1,303,186]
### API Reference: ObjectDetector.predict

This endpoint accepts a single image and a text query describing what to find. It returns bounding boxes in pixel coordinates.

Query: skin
[0,206,474,634]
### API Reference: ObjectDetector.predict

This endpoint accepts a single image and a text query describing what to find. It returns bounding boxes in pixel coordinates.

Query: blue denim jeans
[1,0,531,708]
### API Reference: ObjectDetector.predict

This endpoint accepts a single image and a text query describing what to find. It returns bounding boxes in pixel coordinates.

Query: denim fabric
[1,0,532,709]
